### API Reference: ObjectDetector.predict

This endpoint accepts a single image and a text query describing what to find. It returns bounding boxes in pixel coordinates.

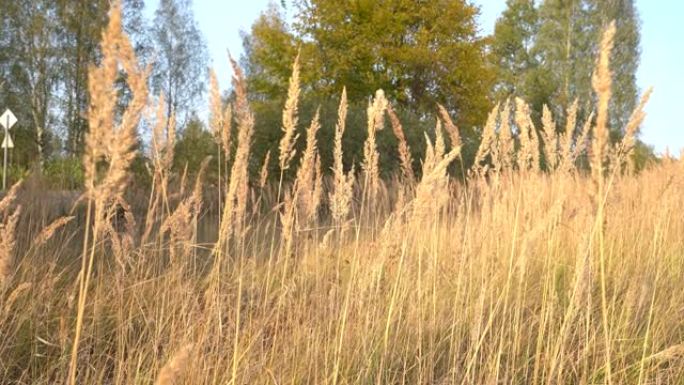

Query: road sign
[1,134,14,149]
[1,109,16,190]
[0,109,17,130]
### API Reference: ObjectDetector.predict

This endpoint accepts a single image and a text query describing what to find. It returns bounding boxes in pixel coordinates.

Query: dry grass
[330,88,355,223]
[279,51,301,173]
[362,89,388,206]
[0,182,21,287]
[388,104,415,185]
[1,13,683,385]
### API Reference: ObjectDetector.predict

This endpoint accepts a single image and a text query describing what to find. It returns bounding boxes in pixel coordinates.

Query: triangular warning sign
[2,134,14,149]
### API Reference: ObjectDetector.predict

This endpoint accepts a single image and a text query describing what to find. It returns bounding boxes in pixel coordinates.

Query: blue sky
[148,1,683,153]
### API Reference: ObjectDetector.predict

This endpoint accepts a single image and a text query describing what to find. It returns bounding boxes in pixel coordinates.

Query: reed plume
[572,111,595,165]
[515,98,540,172]
[437,104,462,150]
[280,189,297,258]
[259,150,271,189]
[471,103,499,175]
[330,88,355,223]
[590,21,617,385]
[541,105,559,170]
[35,216,75,248]
[529,115,541,173]
[591,21,616,181]
[496,100,514,172]
[613,88,653,172]
[387,104,415,185]
[221,104,233,159]
[103,198,136,269]
[413,141,460,223]
[295,109,322,222]
[279,52,301,172]
[559,100,578,172]
[209,68,232,221]
[422,132,437,178]
[161,152,209,264]
[3,281,31,313]
[209,68,224,142]
[155,344,194,385]
[363,90,388,203]
[70,3,148,383]
[0,181,20,215]
[434,119,446,162]
[151,94,176,182]
[143,95,175,243]
[215,56,254,253]
[0,183,21,287]
[160,199,192,263]
[83,1,147,209]
[155,96,176,199]
[313,155,323,220]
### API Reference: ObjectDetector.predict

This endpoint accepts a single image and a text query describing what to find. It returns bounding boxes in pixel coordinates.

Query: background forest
[2,1,684,384]
[0,0,653,189]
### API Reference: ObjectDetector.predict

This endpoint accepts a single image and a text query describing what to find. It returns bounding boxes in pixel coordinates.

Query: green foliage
[492,1,535,119]
[173,116,219,184]
[243,0,494,132]
[43,157,85,190]
[0,0,652,190]
[242,4,300,102]
[129,153,154,192]
[1,0,149,165]
[490,0,539,102]
[151,0,209,123]
[632,140,657,172]
[594,0,641,132]
[250,95,464,184]
[491,0,642,136]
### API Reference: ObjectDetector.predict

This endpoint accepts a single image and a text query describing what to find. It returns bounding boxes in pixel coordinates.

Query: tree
[1,1,63,166]
[122,0,152,63]
[151,0,209,125]
[243,0,493,131]
[534,0,640,134]
[591,0,640,133]
[56,0,111,156]
[490,0,641,138]
[56,0,148,156]
[241,4,300,103]
[533,0,596,123]
[490,0,541,103]
[174,115,218,181]
[1,0,153,170]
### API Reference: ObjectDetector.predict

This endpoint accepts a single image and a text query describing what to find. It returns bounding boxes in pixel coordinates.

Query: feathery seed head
[279,52,301,171]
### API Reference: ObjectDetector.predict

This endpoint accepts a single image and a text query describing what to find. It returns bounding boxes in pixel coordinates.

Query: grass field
[1,6,682,385]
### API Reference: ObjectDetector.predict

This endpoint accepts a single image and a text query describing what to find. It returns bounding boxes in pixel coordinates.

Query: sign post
[0,109,17,190]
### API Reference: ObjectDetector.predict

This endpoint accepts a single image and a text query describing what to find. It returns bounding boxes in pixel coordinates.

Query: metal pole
[2,120,7,190]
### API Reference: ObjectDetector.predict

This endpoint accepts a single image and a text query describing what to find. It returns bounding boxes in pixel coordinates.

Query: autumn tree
[241,0,494,179]
[243,0,493,130]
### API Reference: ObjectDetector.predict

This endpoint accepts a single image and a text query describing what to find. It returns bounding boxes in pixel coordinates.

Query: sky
[147,0,683,154]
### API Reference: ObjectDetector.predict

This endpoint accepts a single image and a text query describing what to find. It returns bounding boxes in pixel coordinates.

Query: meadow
[1,5,683,385]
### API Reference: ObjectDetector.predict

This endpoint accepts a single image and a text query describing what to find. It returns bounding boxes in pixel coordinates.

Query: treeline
[0,0,652,189]
[0,0,208,187]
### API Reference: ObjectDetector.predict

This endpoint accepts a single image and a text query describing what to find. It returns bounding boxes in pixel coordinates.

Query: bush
[43,157,84,190]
